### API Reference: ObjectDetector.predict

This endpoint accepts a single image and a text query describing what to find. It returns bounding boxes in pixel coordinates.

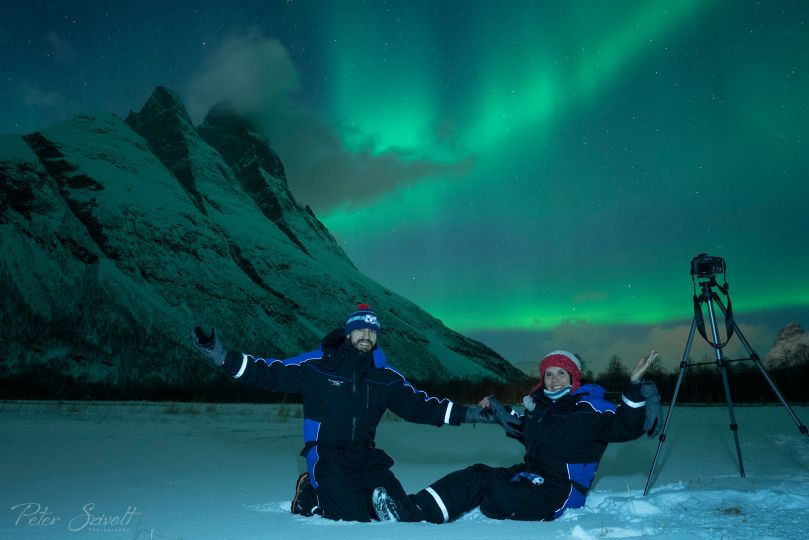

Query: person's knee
[479,497,509,520]
[468,463,494,474]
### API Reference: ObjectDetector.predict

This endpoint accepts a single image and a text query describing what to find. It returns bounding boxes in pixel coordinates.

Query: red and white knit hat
[533,350,582,393]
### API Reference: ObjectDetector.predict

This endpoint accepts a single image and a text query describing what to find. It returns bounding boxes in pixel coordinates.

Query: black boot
[291,473,318,516]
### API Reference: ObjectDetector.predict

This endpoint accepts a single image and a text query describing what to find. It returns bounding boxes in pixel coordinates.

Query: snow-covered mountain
[765,322,809,368]
[0,86,525,397]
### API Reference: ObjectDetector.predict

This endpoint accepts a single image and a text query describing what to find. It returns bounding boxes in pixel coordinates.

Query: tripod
[643,274,809,496]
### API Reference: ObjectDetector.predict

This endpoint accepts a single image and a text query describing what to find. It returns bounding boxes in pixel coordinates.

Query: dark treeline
[593,355,809,405]
[424,356,809,406]
[2,355,808,406]
[0,363,535,405]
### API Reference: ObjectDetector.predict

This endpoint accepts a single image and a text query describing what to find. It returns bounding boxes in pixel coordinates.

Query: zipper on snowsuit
[351,371,358,442]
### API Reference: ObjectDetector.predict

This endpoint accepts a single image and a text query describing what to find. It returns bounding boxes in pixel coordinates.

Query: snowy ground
[2,400,809,540]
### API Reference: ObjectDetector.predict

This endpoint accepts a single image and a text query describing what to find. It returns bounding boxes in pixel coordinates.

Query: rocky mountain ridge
[0,86,525,398]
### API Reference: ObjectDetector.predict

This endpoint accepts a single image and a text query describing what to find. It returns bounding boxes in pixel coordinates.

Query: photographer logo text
[11,502,141,532]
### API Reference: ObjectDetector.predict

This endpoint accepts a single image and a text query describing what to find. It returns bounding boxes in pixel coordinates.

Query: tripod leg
[717,358,745,477]
[644,318,696,496]
[705,287,746,477]
[713,298,809,443]
[751,358,809,441]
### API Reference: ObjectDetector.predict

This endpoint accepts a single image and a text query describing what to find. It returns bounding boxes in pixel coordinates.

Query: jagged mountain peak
[124,85,203,162]
[202,100,255,133]
[126,86,194,132]
[0,85,528,399]
[199,101,286,184]
[774,321,804,342]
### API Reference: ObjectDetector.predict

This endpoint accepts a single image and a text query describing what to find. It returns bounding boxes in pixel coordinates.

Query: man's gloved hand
[463,405,498,424]
[485,396,522,437]
[191,327,228,367]
[640,381,663,437]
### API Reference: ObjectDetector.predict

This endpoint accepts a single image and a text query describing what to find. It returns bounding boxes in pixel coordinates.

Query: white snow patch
[2,401,808,540]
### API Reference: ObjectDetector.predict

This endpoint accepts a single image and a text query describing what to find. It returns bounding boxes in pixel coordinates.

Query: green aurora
[317,1,808,340]
[2,0,807,371]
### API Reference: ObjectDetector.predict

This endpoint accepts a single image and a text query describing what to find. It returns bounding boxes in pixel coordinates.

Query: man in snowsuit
[191,303,488,522]
[373,349,661,523]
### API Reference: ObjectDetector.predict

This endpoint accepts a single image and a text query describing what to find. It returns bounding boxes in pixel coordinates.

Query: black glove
[486,396,522,437]
[191,327,228,366]
[640,381,663,437]
[463,405,498,424]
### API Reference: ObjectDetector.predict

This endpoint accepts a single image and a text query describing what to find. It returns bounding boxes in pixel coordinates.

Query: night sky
[3,1,808,374]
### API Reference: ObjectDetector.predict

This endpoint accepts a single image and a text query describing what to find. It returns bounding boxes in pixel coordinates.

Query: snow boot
[291,472,317,516]
[373,487,408,521]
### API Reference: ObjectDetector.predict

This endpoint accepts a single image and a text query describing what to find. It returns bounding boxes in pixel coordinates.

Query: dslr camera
[691,253,725,277]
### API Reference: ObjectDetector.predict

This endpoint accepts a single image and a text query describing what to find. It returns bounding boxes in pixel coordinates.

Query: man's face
[348,328,377,352]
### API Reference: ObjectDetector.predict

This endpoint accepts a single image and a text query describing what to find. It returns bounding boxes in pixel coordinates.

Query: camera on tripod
[691,253,725,277]
[645,253,809,496]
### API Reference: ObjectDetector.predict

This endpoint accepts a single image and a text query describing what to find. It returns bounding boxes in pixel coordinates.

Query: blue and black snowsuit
[221,328,469,521]
[397,381,646,522]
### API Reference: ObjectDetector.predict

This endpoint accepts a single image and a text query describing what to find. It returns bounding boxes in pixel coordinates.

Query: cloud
[185,28,299,122]
[185,28,472,213]
[46,32,76,64]
[256,108,474,212]
[21,83,66,108]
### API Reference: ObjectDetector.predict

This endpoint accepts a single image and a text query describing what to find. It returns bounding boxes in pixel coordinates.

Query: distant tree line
[2,350,808,405]
[593,352,809,405]
[0,363,535,405]
[418,353,809,406]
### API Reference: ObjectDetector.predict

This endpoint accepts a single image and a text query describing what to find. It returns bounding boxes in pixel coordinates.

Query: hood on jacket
[320,328,388,369]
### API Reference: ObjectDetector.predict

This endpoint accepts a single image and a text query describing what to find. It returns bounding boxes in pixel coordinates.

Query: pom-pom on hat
[535,350,583,393]
[345,303,381,334]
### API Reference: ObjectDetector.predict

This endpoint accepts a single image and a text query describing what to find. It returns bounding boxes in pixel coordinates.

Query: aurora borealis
[3,1,808,374]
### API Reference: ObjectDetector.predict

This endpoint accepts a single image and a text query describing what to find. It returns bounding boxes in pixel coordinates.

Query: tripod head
[695,275,729,297]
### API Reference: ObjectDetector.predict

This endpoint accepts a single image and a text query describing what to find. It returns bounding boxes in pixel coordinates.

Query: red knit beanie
[531,350,582,393]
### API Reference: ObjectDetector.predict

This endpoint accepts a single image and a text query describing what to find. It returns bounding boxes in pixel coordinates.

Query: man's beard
[352,339,374,352]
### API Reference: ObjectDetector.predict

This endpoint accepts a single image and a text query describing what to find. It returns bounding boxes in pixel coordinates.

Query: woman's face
[544,367,571,391]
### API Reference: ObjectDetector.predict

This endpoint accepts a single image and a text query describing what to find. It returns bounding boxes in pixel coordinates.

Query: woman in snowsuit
[373,349,660,523]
